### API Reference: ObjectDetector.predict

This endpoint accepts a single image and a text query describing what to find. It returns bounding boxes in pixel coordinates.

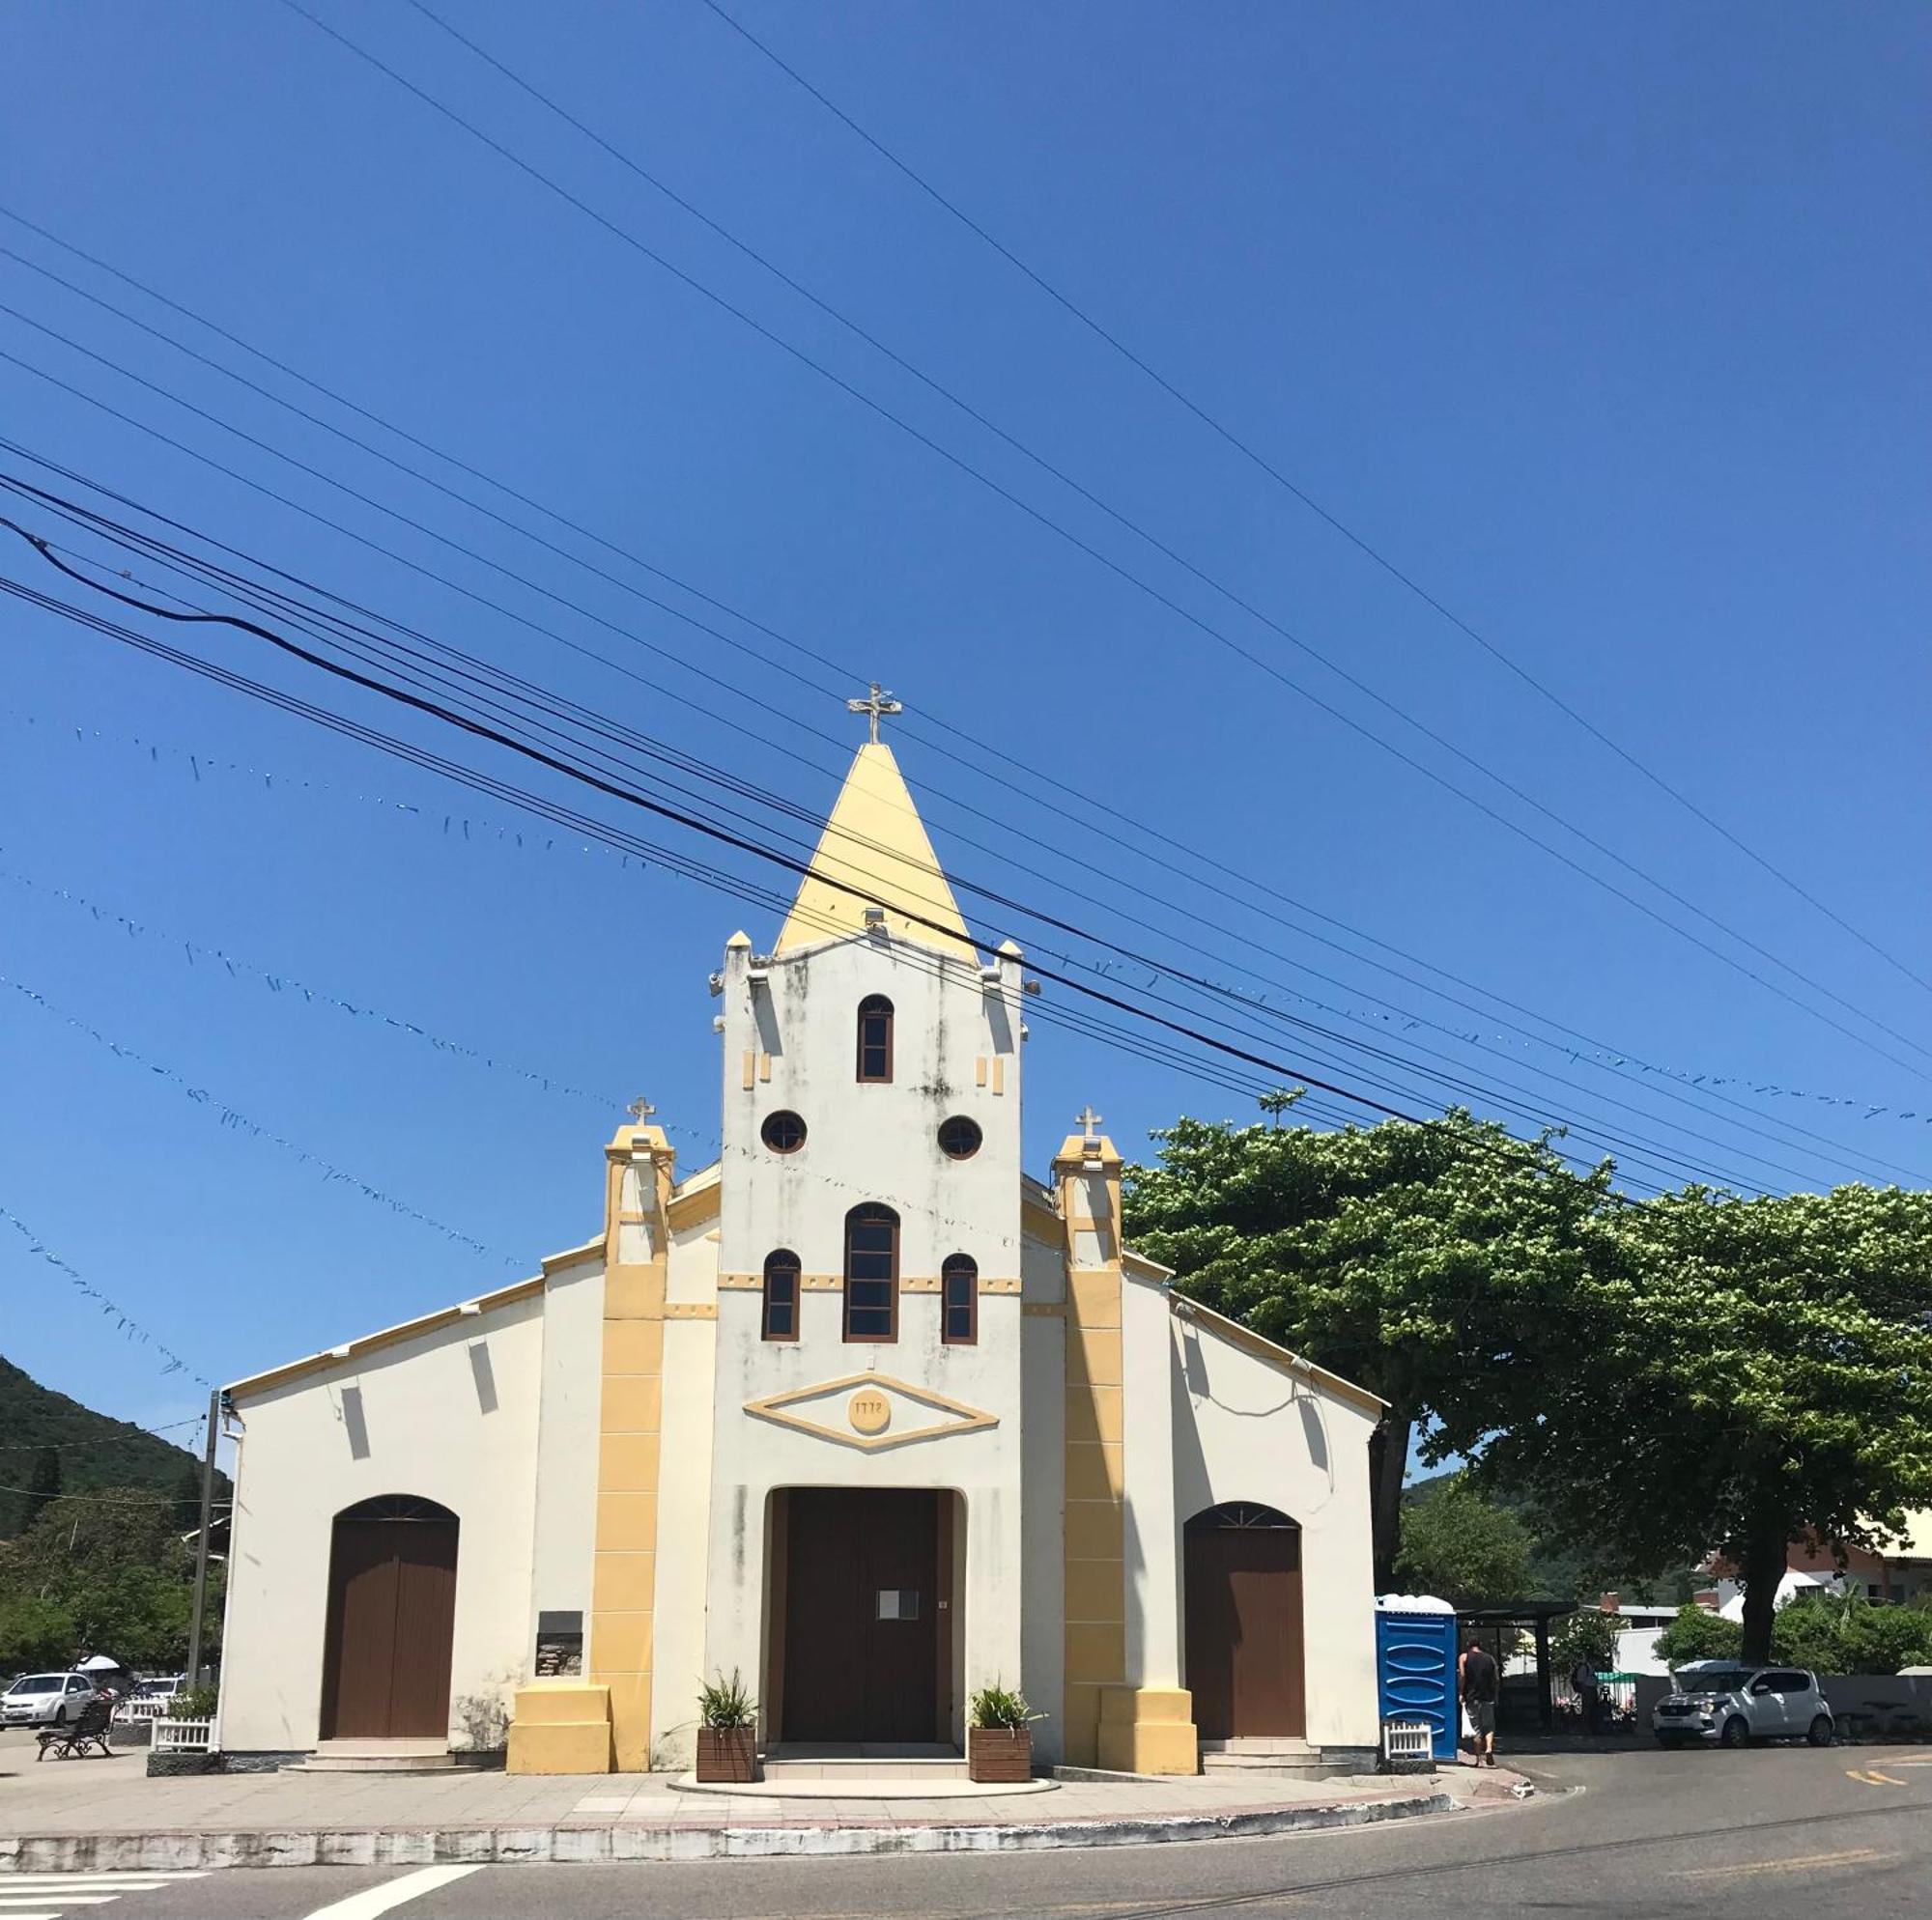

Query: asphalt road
[18,1745,1932,1919]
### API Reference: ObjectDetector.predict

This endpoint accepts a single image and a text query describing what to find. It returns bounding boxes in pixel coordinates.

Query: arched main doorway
[319,1494,459,1741]
[1184,1502,1305,1739]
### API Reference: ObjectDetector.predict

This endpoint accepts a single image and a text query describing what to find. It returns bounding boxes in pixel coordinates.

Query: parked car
[1,1673,106,1730]
[1653,1663,1834,1748]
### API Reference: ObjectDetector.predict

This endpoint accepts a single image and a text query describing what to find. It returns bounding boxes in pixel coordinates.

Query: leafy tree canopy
[1393,1474,1533,1605]
[1122,1102,1613,1586]
[1441,1184,1932,1661]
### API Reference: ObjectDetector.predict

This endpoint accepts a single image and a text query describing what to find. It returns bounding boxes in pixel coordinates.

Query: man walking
[1460,1633,1500,1767]
[1571,1652,1602,1734]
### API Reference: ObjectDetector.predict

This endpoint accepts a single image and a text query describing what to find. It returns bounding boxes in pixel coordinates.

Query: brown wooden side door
[319,1499,459,1740]
[781,1488,939,1742]
[1184,1507,1305,1739]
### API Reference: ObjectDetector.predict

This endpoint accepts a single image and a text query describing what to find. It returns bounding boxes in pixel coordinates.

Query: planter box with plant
[967,1682,1038,1783]
[695,1669,758,1783]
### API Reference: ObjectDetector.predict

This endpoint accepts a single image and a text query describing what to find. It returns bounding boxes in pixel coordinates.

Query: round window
[937,1115,982,1161]
[760,1110,808,1154]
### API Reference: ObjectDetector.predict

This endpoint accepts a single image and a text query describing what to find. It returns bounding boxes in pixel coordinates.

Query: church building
[215,734,1384,1776]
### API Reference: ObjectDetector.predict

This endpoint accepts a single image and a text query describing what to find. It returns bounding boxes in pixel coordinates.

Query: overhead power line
[4,426,1923,1197]
[272,0,1932,1059]
[0,483,1804,1191]
[7,299,1929,1115]
[693,0,1932,1004]
[4,225,1927,1153]
[1,535,1800,1197]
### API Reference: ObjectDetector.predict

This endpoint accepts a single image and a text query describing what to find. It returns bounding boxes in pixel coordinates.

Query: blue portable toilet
[1375,1595,1460,1762]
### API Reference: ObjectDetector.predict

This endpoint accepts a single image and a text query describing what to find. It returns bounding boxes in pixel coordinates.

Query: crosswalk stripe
[0,1900,124,1908]
[295,1865,483,1920]
[0,1878,205,1887]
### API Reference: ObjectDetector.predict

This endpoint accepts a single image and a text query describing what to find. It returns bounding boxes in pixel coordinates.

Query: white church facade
[215,739,1384,1775]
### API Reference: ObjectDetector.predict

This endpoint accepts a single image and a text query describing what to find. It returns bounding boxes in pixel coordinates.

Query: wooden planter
[967,1727,1032,1783]
[695,1726,757,1783]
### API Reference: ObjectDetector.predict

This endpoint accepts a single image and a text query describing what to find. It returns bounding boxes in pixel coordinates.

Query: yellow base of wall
[1096,1685,1198,1776]
[504,1681,612,1775]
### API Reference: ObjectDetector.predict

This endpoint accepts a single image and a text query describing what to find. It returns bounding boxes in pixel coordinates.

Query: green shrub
[172,1682,218,1721]
[696,1669,755,1729]
[1551,1610,1620,1674]
[1654,1604,1742,1669]
[968,1682,1038,1731]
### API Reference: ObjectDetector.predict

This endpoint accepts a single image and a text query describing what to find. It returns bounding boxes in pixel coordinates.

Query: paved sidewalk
[0,1734,1483,1868]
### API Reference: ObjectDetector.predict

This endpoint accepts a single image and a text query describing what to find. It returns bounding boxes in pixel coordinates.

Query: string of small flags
[7,709,1927,1128]
[2,974,521,1268]
[0,1204,213,1387]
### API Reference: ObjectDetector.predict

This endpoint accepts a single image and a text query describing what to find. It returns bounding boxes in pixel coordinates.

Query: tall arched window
[762,1249,801,1342]
[843,1203,899,1341]
[941,1254,978,1346]
[856,995,895,1084]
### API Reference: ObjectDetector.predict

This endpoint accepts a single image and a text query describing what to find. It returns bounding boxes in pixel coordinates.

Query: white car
[1,1673,103,1729]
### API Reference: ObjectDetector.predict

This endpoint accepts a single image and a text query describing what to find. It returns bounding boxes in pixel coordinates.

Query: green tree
[1771,1590,1932,1676]
[1394,1474,1532,1604]
[1654,1605,1743,1668]
[1123,1102,1613,1588]
[1440,1184,1932,1664]
[1551,1608,1620,1674]
[19,1446,62,1532]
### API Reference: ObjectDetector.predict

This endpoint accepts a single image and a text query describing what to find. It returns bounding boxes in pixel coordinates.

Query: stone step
[292,1739,459,1775]
[761,1756,969,1781]
[1199,1739,1329,1778]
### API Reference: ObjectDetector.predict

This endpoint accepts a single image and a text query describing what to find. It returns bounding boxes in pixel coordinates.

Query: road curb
[0,1791,1454,1870]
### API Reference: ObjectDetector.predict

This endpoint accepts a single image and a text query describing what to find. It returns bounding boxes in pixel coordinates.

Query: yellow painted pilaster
[1057,1126,1126,1768]
[590,1121,673,1771]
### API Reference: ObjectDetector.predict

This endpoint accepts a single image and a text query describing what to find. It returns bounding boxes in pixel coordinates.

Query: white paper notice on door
[876,1588,921,1621]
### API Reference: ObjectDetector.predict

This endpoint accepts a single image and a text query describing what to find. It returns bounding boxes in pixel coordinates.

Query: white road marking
[298,1866,483,1920]
[0,1881,203,1889]
[0,1900,123,1908]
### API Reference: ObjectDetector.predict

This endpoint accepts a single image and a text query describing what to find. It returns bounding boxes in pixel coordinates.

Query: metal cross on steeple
[847,682,902,745]
[1077,1105,1104,1141]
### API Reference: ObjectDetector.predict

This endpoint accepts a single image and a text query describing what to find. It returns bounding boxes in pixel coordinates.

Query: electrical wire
[693,0,1932,1003]
[4,244,1925,1150]
[273,0,1931,1061]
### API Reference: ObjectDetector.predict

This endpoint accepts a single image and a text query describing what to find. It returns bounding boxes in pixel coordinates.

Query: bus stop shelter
[1455,1599,1577,1733]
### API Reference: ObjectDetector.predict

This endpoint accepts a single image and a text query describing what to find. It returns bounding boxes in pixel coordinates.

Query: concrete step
[761,1756,969,1781]
[1200,1737,1329,1779]
[292,1738,458,1775]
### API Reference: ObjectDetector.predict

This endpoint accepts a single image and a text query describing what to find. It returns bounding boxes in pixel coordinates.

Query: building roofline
[225,1269,553,1400]
[1169,1294,1387,1415]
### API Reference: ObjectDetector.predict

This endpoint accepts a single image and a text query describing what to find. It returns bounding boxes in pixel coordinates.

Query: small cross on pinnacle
[1077,1105,1103,1141]
[628,1097,656,1125]
[847,681,902,745]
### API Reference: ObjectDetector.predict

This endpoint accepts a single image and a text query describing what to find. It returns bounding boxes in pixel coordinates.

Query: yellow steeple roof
[775,743,977,962]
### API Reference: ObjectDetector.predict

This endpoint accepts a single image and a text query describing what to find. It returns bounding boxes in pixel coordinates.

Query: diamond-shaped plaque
[744,1371,998,1453]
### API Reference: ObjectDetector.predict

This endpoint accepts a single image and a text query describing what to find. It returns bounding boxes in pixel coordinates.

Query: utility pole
[185,1389,220,1690]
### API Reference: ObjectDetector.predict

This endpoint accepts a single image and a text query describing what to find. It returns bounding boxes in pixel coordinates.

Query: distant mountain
[0,1354,223,1537]
[1403,1467,1699,1604]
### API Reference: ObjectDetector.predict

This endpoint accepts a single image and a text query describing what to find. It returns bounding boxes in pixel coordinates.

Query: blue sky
[2,1,1927,1446]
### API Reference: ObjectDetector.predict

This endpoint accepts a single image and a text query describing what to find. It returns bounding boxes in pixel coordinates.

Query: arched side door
[1183,1502,1305,1739]
[319,1494,459,1741]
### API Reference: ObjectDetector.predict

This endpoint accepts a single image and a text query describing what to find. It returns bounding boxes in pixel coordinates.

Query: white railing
[1382,1720,1434,1763]
[119,1696,177,1724]
[153,1717,215,1754]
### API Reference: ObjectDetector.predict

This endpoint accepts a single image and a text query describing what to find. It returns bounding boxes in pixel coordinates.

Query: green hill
[0,1354,220,1537]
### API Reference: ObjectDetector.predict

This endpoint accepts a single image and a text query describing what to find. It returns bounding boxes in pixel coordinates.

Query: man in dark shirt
[1460,1635,1500,1767]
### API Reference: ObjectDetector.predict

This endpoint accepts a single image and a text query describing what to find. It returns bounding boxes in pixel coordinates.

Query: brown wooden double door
[1184,1503,1305,1739]
[319,1495,460,1740]
[780,1488,945,1743]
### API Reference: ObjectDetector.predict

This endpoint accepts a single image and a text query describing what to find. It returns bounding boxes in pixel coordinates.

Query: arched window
[762,1249,801,1342]
[941,1254,978,1345]
[856,995,894,1083]
[843,1203,899,1341]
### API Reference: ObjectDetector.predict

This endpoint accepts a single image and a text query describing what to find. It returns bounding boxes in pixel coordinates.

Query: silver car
[0,1673,102,1728]
[1653,1662,1834,1748]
